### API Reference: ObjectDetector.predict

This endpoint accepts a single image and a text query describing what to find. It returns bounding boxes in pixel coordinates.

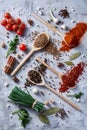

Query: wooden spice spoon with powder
[27,69,80,111]
[32,13,78,48]
[36,57,84,92]
[11,33,49,76]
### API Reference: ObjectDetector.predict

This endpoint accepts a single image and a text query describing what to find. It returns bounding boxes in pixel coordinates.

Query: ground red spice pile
[59,62,85,92]
[60,23,87,51]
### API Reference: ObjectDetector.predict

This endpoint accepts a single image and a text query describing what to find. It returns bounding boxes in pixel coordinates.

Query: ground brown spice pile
[43,41,60,59]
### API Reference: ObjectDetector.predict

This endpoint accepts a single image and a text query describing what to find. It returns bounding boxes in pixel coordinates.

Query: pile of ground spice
[60,22,87,51]
[43,41,60,59]
[58,8,69,18]
[59,62,85,92]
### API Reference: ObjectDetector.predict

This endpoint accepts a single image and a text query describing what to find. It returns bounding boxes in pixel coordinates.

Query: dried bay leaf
[38,114,50,124]
[70,52,81,60]
[42,107,60,115]
[64,61,74,66]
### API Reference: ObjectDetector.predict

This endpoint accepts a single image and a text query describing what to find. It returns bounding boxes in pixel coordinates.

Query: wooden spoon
[28,69,80,111]
[36,57,76,89]
[32,13,75,47]
[11,33,49,76]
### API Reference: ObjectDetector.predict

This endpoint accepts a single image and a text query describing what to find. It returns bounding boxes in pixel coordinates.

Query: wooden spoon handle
[36,57,62,78]
[45,83,80,111]
[11,49,34,76]
[32,13,63,38]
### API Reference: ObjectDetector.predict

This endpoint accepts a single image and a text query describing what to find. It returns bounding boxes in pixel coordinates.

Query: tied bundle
[8,86,44,112]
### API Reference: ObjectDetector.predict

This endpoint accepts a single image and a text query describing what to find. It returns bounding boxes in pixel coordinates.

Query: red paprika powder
[60,23,87,51]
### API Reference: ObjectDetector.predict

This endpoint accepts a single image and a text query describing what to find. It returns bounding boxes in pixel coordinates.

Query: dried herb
[58,9,69,18]
[6,35,19,57]
[12,108,31,128]
[64,61,74,66]
[38,107,68,124]
[67,92,84,99]
[28,70,42,84]
[42,107,60,115]
[70,52,81,60]
[38,114,50,124]
[27,19,34,26]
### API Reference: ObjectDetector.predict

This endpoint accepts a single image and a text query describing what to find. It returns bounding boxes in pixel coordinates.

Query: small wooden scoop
[28,69,80,111]
[11,33,49,76]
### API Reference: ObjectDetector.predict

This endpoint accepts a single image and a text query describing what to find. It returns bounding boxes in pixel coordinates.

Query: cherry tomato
[19,22,26,29]
[1,19,7,26]
[16,29,23,35]
[12,24,18,31]
[19,43,26,51]
[6,24,12,31]
[15,18,21,24]
[4,12,11,19]
[8,18,15,25]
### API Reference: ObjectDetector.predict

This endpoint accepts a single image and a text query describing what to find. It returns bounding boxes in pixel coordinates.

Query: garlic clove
[32,88,39,94]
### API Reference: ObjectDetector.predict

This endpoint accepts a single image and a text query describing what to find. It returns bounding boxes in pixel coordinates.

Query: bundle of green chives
[8,86,44,112]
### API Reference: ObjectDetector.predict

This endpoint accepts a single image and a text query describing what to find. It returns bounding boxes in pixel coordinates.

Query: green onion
[8,86,44,112]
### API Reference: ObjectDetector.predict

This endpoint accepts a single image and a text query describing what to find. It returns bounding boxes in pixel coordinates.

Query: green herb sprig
[67,92,84,99]
[8,86,44,112]
[6,35,19,57]
[12,108,31,128]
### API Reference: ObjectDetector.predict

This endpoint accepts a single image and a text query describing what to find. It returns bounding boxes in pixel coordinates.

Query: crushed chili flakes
[59,62,85,92]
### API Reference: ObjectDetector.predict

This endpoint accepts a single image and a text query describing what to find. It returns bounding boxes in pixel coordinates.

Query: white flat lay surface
[0,0,87,130]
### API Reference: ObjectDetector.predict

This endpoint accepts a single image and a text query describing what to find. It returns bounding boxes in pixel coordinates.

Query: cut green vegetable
[70,52,81,60]
[12,108,31,128]
[6,35,19,57]
[8,86,44,112]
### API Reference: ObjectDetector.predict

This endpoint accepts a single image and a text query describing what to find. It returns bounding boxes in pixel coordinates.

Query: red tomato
[15,18,21,24]
[19,22,26,29]
[16,29,23,35]
[6,24,12,31]
[12,24,18,31]
[4,12,11,19]
[1,19,7,26]
[8,18,15,25]
[19,44,26,51]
